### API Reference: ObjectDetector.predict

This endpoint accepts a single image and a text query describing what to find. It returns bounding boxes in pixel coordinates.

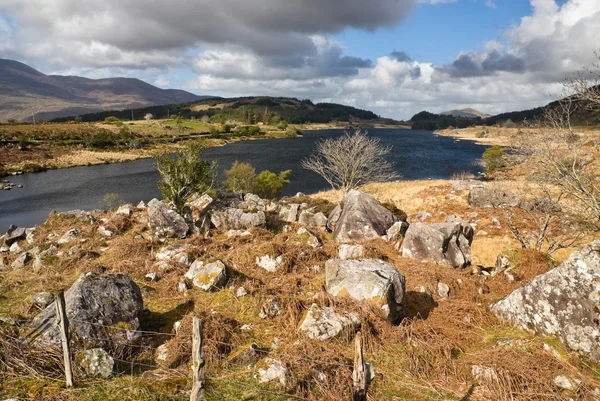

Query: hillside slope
[0,59,210,122]
[440,108,491,119]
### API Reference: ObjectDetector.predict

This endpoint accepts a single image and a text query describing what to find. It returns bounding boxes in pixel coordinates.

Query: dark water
[0,129,486,231]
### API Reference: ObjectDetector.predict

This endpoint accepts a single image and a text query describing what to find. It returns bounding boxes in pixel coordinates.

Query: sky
[0,0,598,120]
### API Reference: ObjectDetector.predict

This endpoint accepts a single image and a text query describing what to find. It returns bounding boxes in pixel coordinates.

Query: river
[0,129,486,231]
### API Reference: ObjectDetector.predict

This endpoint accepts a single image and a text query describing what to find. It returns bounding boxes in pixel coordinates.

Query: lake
[0,129,486,231]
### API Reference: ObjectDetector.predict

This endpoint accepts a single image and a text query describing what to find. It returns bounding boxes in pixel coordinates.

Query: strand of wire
[69,318,176,336]
[207,375,312,401]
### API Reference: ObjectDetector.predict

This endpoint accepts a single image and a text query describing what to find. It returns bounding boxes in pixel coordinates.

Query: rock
[177,280,190,294]
[148,199,189,239]
[292,227,322,248]
[326,204,342,232]
[256,255,285,273]
[437,282,450,298]
[0,256,7,271]
[282,225,293,233]
[490,241,600,362]
[493,252,512,276]
[31,292,54,308]
[386,221,409,243]
[32,255,44,272]
[553,375,577,391]
[226,230,252,239]
[298,210,328,228]
[57,228,81,244]
[77,348,114,378]
[156,244,193,265]
[136,201,146,209]
[259,299,281,319]
[258,358,288,386]
[452,180,483,191]
[278,203,300,223]
[187,193,214,215]
[25,228,36,244]
[32,273,144,346]
[184,260,229,291]
[416,212,432,222]
[4,225,26,246]
[97,226,113,237]
[145,272,159,282]
[298,304,360,341]
[9,242,22,253]
[227,343,262,365]
[491,218,501,228]
[236,287,248,297]
[333,190,396,243]
[471,365,499,384]
[115,204,134,216]
[401,221,474,268]
[468,186,521,208]
[39,245,57,258]
[59,210,95,223]
[211,207,266,230]
[241,193,265,212]
[11,252,30,269]
[338,244,365,260]
[325,259,406,323]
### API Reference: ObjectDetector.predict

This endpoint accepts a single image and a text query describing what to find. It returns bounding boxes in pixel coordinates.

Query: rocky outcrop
[256,255,285,272]
[298,303,360,341]
[148,199,188,239]
[325,259,406,323]
[291,227,322,248]
[333,190,396,243]
[298,209,328,228]
[32,273,143,346]
[338,244,365,260]
[184,260,229,291]
[327,204,342,232]
[401,221,474,268]
[468,187,521,208]
[278,203,300,223]
[211,208,266,230]
[490,241,600,362]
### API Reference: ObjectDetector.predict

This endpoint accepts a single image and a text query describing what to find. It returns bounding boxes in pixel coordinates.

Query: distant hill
[0,58,212,122]
[409,110,483,130]
[54,96,389,125]
[440,108,491,119]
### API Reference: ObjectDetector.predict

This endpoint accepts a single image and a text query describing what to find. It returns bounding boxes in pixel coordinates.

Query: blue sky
[0,0,598,119]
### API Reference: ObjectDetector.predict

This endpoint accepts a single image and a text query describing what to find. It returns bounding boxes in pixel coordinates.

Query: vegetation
[482,145,507,172]
[224,161,291,199]
[155,143,216,212]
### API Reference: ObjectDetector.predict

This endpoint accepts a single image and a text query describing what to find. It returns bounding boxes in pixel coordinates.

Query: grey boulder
[278,203,300,223]
[490,241,600,362]
[298,210,328,228]
[148,199,188,239]
[333,190,396,243]
[298,303,360,341]
[326,204,342,232]
[184,260,229,291]
[211,208,266,230]
[468,186,521,208]
[4,225,26,246]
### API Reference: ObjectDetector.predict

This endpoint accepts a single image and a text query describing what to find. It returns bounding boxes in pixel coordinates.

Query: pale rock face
[211,208,266,230]
[325,259,406,323]
[241,193,265,212]
[298,210,328,228]
[298,304,360,341]
[256,255,285,272]
[333,190,396,243]
[338,244,365,260]
[4,225,27,246]
[471,365,499,384]
[31,292,54,308]
[292,227,322,249]
[9,242,22,253]
[11,251,30,269]
[227,230,252,239]
[386,221,409,244]
[185,260,229,291]
[147,199,188,239]
[156,244,193,265]
[278,203,300,223]
[468,186,521,208]
[326,204,342,232]
[437,282,450,298]
[77,348,114,378]
[490,241,600,362]
[97,226,113,238]
[115,204,134,216]
[258,358,288,386]
[57,228,81,244]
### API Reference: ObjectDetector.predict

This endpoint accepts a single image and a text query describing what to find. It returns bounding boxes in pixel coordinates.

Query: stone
[333,190,396,243]
[11,252,30,269]
[292,227,322,248]
[554,375,577,391]
[155,244,193,265]
[0,256,7,271]
[77,348,114,378]
[386,221,410,243]
[57,228,81,244]
[184,260,229,291]
[325,259,406,323]
[211,207,266,230]
[227,343,262,365]
[468,186,521,208]
[32,255,44,273]
[145,272,159,282]
[25,228,36,244]
[259,299,281,319]
[115,204,134,216]
[187,193,214,215]
[256,255,285,273]
[401,221,474,268]
[278,203,300,223]
[59,210,95,223]
[493,252,512,276]
[437,282,450,298]
[4,225,27,246]
[326,204,342,232]
[32,273,144,347]
[241,193,265,212]
[148,199,189,239]
[31,292,54,308]
[492,218,501,228]
[258,358,288,386]
[97,226,113,238]
[338,244,365,260]
[471,365,499,384]
[9,242,22,253]
[298,210,328,228]
[236,287,248,297]
[490,241,600,362]
[226,230,252,239]
[452,180,483,191]
[416,212,432,222]
[136,201,146,209]
[298,304,360,341]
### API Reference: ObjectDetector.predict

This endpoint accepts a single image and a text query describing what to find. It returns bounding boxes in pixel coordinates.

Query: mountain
[440,108,491,119]
[0,58,212,122]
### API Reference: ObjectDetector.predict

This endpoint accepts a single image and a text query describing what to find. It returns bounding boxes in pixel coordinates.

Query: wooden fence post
[190,317,205,401]
[55,290,74,387]
[353,331,368,401]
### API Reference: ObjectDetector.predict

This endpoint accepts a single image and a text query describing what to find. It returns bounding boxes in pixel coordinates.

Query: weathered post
[353,331,367,401]
[190,317,205,401]
[55,290,73,387]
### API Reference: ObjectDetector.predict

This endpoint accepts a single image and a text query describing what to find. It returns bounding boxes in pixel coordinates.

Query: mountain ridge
[440,108,491,119]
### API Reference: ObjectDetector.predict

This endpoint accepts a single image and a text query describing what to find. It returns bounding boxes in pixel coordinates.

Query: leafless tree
[144,113,153,121]
[301,129,400,192]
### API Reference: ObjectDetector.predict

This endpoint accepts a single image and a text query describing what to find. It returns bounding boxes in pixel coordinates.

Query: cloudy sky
[0,0,598,119]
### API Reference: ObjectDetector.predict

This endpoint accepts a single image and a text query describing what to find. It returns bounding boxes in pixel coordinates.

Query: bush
[285,127,302,138]
[255,170,291,199]
[224,162,256,193]
[235,125,263,136]
[482,145,507,172]
[86,131,116,148]
[155,143,216,213]
[209,126,221,137]
[17,136,34,150]
[277,120,289,130]
[104,116,121,125]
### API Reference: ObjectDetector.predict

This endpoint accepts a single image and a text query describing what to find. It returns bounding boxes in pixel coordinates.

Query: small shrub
[254,170,291,199]
[17,136,34,150]
[235,125,263,136]
[209,126,221,137]
[21,163,47,173]
[482,145,507,172]
[103,116,121,125]
[277,120,289,130]
[285,127,302,138]
[476,131,486,138]
[86,131,116,148]
[224,161,256,193]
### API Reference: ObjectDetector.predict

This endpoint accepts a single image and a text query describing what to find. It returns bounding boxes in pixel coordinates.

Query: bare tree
[144,113,153,121]
[301,129,400,192]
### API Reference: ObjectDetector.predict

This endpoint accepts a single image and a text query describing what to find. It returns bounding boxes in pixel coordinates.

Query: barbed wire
[68,318,176,336]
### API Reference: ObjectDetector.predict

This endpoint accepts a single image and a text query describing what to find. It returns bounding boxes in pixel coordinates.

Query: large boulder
[278,203,300,223]
[32,273,143,346]
[401,221,474,268]
[468,187,521,208]
[333,190,396,243]
[298,210,328,228]
[4,225,26,246]
[490,241,600,362]
[298,303,360,341]
[325,259,406,323]
[147,199,188,239]
[326,204,342,232]
[211,208,266,230]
